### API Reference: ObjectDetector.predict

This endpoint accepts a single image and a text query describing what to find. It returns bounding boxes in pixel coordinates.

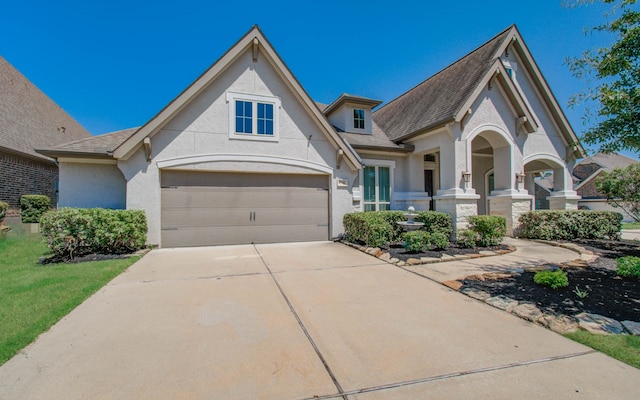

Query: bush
[533,270,569,289]
[468,215,506,247]
[0,201,7,222]
[456,229,478,248]
[403,230,449,253]
[414,211,453,237]
[617,256,640,279]
[343,212,396,247]
[20,195,51,223]
[40,208,147,260]
[518,210,622,240]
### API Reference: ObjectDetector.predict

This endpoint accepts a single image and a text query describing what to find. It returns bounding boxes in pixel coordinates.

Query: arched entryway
[523,154,580,211]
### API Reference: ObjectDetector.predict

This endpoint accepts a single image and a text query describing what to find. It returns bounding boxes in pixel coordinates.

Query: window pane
[245,101,252,117]
[379,203,391,211]
[258,103,265,118]
[364,204,376,212]
[266,104,273,119]
[378,167,390,202]
[257,103,274,135]
[265,120,273,135]
[364,166,376,202]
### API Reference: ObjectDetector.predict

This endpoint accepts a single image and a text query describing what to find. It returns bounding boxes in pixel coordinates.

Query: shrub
[403,230,449,253]
[343,212,396,247]
[468,215,506,247]
[40,208,147,260]
[456,229,478,248]
[533,270,569,289]
[20,195,51,223]
[414,211,453,237]
[617,256,640,279]
[0,201,7,222]
[518,210,622,241]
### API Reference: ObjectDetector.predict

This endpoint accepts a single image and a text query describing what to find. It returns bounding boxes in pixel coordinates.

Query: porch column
[395,154,430,210]
[548,167,580,210]
[434,139,479,233]
[488,154,533,236]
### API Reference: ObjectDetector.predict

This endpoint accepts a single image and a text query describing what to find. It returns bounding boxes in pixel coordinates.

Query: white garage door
[161,171,330,247]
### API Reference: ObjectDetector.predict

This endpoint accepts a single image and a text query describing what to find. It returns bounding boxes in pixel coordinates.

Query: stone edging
[340,240,516,267]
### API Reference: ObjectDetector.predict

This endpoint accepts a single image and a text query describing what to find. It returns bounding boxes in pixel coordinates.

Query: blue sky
[1,0,636,159]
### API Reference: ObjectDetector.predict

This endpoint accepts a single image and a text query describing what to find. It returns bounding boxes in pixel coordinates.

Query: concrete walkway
[1,241,639,399]
[622,229,640,241]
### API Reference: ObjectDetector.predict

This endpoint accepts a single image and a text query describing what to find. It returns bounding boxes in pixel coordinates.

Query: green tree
[595,163,640,221]
[566,0,640,153]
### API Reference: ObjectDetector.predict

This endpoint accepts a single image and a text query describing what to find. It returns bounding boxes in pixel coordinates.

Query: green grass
[0,232,140,366]
[565,330,640,369]
[622,222,640,229]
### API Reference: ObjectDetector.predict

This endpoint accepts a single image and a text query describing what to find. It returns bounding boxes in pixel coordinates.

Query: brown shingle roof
[577,152,638,171]
[0,56,91,162]
[38,127,139,158]
[338,121,411,152]
[373,26,512,141]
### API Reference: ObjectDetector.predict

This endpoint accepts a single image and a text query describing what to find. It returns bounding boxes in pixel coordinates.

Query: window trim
[226,92,281,142]
[360,159,395,211]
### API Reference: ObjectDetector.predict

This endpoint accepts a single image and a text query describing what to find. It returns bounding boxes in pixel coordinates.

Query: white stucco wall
[58,162,126,209]
[118,48,358,246]
[327,103,373,134]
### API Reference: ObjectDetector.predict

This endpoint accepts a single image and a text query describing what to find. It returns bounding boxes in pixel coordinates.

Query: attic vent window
[503,60,517,80]
[353,109,365,130]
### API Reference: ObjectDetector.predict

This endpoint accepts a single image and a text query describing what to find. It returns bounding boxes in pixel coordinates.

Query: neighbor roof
[373,26,512,141]
[37,127,139,159]
[0,56,91,162]
[576,152,638,171]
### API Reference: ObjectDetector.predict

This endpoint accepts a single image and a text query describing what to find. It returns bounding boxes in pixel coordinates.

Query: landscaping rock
[389,258,399,264]
[512,303,543,322]
[378,252,391,261]
[439,254,455,261]
[461,288,491,301]
[420,257,440,263]
[479,250,496,256]
[485,295,518,312]
[539,314,579,334]
[575,312,625,335]
[406,258,422,265]
[443,280,463,291]
[396,261,406,267]
[621,320,640,336]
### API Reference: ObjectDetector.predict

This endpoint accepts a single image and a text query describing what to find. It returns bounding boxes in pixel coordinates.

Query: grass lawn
[622,222,640,229]
[0,231,140,366]
[565,330,640,369]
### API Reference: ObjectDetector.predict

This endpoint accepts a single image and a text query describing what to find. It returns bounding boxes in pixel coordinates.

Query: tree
[566,0,640,153]
[595,163,640,221]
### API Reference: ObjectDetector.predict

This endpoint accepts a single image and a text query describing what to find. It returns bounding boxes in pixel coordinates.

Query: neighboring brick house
[0,56,91,215]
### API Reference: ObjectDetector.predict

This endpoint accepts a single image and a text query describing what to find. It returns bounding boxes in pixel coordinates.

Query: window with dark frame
[353,108,365,130]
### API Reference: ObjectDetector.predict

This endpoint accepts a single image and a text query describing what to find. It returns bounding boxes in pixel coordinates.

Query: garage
[160,170,330,247]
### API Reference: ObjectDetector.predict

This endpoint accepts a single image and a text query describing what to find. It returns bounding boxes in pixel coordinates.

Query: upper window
[353,108,365,130]
[226,92,280,141]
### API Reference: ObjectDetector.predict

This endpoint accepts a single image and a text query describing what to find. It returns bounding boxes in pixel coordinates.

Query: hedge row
[20,195,51,223]
[518,210,622,240]
[40,208,147,260]
[0,200,7,222]
[343,210,452,247]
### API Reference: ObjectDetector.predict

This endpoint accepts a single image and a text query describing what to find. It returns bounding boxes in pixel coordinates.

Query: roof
[576,152,638,171]
[0,56,91,162]
[338,121,412,153]
[534,175,554,191]
[37,127,139,158]
[323,93,382,116]
[373,26,512,141]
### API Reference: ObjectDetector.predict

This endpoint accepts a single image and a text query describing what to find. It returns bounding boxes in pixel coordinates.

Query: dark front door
[424,170,434,210]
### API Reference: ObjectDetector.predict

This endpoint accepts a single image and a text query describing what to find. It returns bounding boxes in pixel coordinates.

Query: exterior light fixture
[516,172,526,184]
[462,171,471,184]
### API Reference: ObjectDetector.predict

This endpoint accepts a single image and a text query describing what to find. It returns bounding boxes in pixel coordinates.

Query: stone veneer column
[488,194,533,236]
[548,191,580,210]
[434,194,480,233]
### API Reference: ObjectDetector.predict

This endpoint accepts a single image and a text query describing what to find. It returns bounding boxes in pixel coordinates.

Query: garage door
[161,171,330,247]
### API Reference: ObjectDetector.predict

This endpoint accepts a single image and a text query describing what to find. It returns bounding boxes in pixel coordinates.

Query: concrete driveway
[1,241,639,399]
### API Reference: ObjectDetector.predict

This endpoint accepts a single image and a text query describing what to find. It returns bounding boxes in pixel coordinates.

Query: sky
[1,0,637,160]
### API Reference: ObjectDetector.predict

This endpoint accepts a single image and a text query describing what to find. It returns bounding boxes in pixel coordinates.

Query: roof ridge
[375,25,513,115]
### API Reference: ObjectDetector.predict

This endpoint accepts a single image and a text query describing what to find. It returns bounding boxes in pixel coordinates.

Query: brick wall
[577,180,603,199]
[0,151,57,216]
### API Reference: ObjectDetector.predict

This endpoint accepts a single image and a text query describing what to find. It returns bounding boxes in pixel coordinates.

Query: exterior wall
[0,150,57,215]
[119,49,358,246]
[58,161,126,209]
[576,179,602,199]
[327,103,373,134]
[578,199,634,222]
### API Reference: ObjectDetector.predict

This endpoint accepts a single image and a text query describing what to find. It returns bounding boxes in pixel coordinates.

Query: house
[574,152,638,221]
[38,25,584,247]
[0,56,91,215]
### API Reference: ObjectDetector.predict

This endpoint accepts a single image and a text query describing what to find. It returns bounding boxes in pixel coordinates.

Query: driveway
[1,241,638,399]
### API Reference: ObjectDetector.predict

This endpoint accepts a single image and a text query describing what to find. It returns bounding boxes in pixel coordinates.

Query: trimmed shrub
[518,210,622,241]
[40,208,147,260]
[414,211,453,237]
[533,270,569,289]
[20,195,51,223]
[343,212,396,247]
[617,256,640,279]
[403,230,449,253]
[0,200,7,223]
[468,215,506,247]
[456,229,478,248]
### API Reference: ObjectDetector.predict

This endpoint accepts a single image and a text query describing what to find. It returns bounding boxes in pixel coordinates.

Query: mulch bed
[460,239,640,322]
[380,242,511,262]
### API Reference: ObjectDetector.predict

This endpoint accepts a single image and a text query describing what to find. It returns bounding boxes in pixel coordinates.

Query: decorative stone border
[340,240,516,267]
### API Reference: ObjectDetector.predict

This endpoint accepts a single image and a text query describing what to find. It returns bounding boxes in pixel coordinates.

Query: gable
[112,26,360,170]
